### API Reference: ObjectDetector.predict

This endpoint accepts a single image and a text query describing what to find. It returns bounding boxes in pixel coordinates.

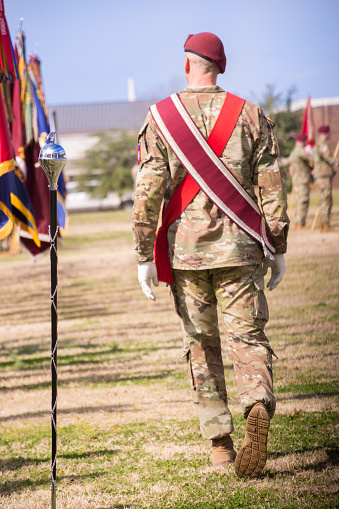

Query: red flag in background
[301,95,315,147]
[0,82,15,237]
[0,86,15,177]
[11,47,27,181]
[0,86,40,246]
[0,1,18,81]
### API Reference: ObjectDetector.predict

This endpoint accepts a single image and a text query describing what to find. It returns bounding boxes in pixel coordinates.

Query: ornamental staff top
[39,131,67,190]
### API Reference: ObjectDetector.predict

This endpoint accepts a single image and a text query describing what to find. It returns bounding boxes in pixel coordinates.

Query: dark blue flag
[0,168,40,246]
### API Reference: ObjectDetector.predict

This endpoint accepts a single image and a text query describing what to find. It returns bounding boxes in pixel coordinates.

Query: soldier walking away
[132,32,289,479]
[314,125,337,232]
[288,133,314,230]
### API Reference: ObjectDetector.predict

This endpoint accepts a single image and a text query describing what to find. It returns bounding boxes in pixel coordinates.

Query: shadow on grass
[0,369,174,391]
[0,344,183,380]
[266,444,339,477]
[0,471,104,496]
[0,447,118,473]
[2,304,112,323]
[0,341,180,372]
[0,404,131,423]
[59,448,120,460]
[0,345,122,370]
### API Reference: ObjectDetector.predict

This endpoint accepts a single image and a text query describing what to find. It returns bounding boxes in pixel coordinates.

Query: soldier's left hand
[262,254,286,291]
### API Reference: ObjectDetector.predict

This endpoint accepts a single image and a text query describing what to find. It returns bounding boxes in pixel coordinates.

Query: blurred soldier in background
[133,32,289,479]
[314,125,337,232]
[288,133,314,230]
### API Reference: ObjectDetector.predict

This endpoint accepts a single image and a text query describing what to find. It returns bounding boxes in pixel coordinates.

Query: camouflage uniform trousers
[171,264,276,440]
[316,176,333,225]
[293,184,310,226]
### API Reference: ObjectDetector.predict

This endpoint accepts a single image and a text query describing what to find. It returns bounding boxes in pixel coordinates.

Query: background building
[50,100,155,182]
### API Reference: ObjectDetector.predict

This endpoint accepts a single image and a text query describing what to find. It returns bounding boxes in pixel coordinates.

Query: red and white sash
[150,93,275,283]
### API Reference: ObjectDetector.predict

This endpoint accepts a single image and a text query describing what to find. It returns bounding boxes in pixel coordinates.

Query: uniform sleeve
[132,113,169,262]
[299,149,314,165]
[319,143,335,166]
[252,110,289,254]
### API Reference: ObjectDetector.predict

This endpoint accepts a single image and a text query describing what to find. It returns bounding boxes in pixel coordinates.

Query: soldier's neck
[187,74,218,87]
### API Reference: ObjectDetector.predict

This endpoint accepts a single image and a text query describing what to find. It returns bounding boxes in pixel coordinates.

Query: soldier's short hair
[187,52,220,75]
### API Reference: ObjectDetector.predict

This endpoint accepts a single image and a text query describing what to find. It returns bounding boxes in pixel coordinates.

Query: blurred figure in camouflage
[132,32,289,479]
[314,125,337,232]
[288,133,314,230]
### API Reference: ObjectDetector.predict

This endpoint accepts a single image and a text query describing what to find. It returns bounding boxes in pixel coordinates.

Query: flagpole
[38,132,67,509]
[50,186,58,509]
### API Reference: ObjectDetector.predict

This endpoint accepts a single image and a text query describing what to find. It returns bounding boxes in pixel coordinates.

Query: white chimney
[128,77,136,102]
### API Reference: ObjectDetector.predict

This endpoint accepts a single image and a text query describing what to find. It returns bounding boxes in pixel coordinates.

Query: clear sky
[5,0,339,106]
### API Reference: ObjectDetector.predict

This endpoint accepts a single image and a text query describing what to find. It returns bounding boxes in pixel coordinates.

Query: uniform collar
[181,85,225,94]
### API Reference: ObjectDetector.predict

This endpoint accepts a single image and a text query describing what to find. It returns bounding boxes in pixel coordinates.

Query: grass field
[0,189,338,508]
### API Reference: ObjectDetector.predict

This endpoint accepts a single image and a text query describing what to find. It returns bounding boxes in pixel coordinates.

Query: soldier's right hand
[137,262,159,301]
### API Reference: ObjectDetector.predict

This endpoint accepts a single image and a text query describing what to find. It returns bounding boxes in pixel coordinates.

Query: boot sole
[234,403,270,478]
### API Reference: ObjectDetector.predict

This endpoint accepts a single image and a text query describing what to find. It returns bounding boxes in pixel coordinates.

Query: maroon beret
[318,125,330,133]
[295,133,307,142]
[184,32,226,74]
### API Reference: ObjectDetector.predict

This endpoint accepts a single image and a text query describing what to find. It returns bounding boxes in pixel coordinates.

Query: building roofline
[290,97,339,111]
[48,98,157,109]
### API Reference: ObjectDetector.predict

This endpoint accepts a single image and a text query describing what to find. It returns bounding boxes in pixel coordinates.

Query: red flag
[11,47,27,181]
[0,85,15,237]
[1,88,40,245]
[0,86,15,176]
[0,1,18,80]
[301,95,315,147]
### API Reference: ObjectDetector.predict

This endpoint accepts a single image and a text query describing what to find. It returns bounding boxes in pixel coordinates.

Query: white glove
[262,254,286,291]
[137,262,159,301]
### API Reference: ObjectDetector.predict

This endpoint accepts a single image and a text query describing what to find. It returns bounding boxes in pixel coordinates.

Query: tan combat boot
[210,435,236,467]
[234,402,270,478]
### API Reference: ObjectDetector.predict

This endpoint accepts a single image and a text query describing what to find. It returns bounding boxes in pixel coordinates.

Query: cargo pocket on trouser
[184,340,234,440]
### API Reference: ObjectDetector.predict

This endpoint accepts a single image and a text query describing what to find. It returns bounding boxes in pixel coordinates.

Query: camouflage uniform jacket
[314,139,336,178]
[132,86,289,270]
[289,144,313,186]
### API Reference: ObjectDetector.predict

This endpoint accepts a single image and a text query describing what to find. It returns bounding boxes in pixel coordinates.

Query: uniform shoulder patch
[137,141,141,165]
[265,114,275,128]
